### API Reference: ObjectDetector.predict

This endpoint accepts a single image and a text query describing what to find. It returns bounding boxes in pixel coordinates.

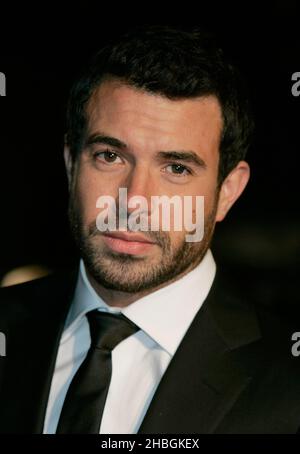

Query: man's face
[67,79,223,293]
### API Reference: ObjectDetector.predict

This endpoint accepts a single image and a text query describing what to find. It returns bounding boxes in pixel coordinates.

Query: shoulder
[0,267,79,325]
[210,263,299,349]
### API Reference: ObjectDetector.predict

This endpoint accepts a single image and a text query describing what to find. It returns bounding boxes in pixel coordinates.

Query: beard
[68,192,219,294]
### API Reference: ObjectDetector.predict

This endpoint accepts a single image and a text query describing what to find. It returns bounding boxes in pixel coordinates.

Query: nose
[127,165,153,199]
[120,165,153,216]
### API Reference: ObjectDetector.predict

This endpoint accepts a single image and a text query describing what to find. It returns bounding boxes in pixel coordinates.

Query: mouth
[101,231,157,255]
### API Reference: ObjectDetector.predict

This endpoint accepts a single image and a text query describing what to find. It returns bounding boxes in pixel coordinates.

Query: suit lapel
[138,270,261,434]
[0,268,79,433]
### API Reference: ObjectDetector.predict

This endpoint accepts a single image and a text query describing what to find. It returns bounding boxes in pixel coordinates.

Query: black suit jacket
[0,264,299,434]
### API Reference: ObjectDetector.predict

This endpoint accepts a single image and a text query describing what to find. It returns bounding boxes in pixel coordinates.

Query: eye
[94,150,123,164]
[165,163,192,176]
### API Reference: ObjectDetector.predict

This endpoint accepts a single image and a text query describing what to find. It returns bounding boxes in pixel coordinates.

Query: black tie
[56,310,140,434]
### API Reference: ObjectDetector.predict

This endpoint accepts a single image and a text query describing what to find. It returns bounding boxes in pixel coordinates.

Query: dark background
[0,5,299,302]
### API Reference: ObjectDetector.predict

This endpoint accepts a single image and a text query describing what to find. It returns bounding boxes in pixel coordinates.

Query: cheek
[167,230,185,251]
[198,176,219,217]
[75,171,105,224]
[203,191,218,219]
[185,186,218,226]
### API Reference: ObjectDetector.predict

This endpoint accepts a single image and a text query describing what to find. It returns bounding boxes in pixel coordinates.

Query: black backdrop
[0,5,299,302]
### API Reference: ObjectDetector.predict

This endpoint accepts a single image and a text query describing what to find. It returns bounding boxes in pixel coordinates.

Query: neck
[85,261,199,308]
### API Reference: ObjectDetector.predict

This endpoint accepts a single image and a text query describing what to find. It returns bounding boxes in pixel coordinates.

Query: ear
[215,160,250,222]
[64,143,73,189]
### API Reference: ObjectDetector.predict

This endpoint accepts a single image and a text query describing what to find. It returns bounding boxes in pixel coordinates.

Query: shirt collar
[65,249,216,356]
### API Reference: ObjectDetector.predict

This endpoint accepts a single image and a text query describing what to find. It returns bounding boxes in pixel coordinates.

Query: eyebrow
[156,151,206,169]
[85,133,127,149]
[85,133,207,169]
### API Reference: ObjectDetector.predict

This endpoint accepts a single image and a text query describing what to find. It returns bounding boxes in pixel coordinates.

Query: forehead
[86,79,223,156]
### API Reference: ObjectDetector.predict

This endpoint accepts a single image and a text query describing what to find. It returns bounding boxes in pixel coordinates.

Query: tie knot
[87,310,140,352]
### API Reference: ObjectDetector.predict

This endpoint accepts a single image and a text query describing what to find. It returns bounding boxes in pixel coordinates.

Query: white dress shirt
[43,249,216,434]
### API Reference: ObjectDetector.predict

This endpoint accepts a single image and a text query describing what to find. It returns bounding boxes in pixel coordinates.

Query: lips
[102,231,156,244]
[101,231,157,255]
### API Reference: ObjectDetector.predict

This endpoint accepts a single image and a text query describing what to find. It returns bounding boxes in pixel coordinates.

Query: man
[0,25,299,434]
